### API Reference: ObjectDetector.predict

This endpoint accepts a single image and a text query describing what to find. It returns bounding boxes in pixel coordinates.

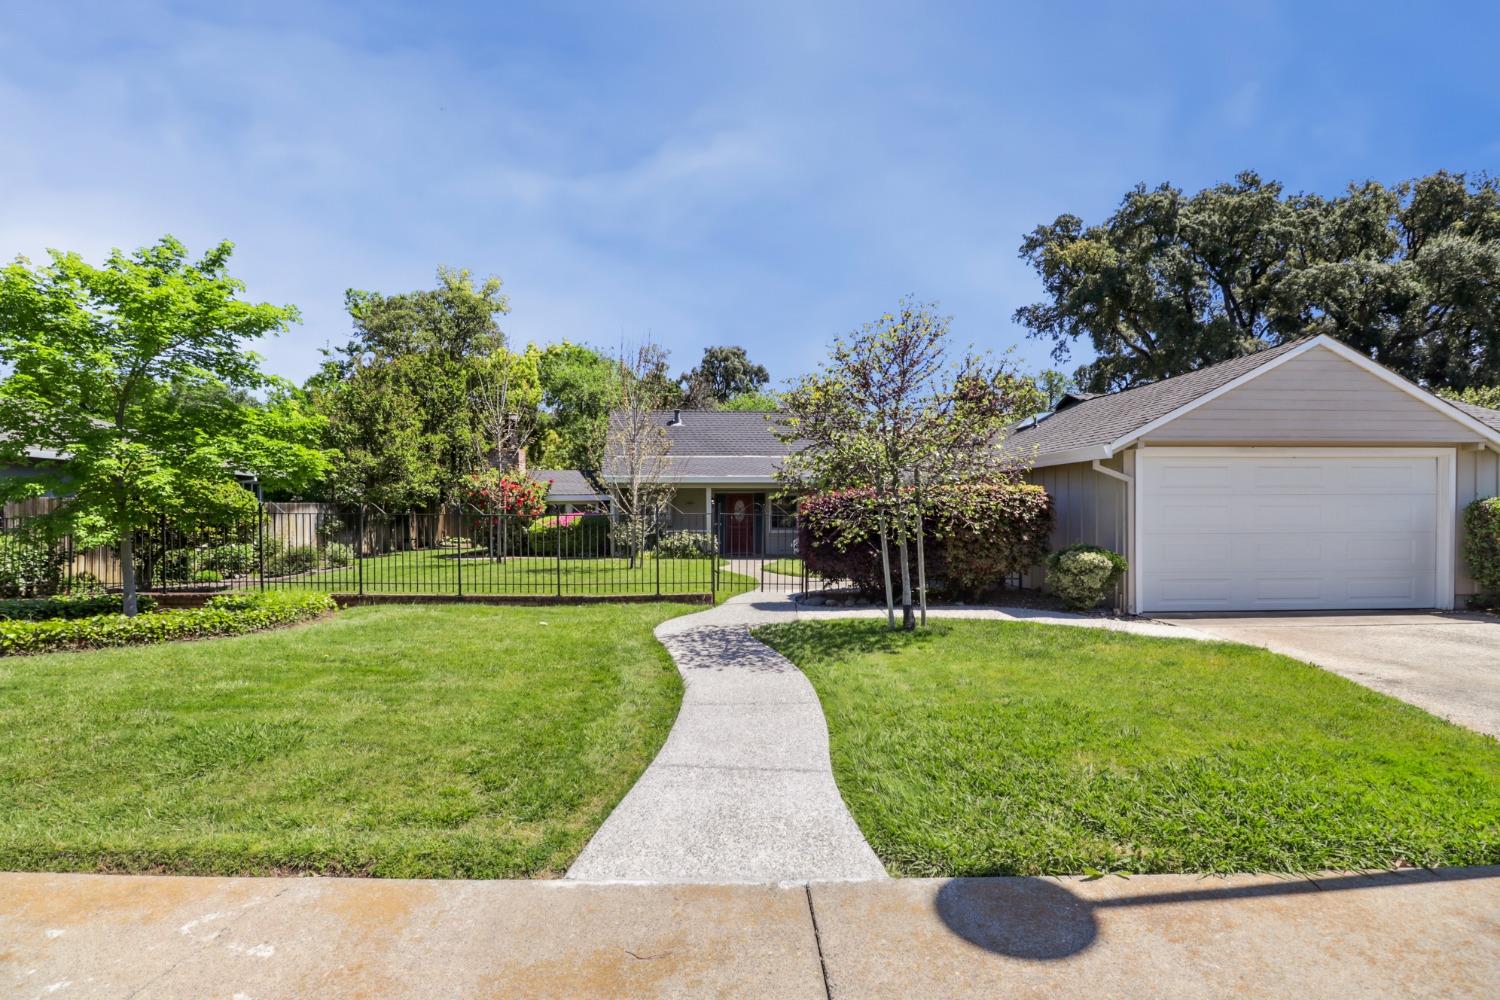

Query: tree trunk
[877,514,895,630]
[897,533,915,631]
[913,468,928,627]
[119,527,138,617]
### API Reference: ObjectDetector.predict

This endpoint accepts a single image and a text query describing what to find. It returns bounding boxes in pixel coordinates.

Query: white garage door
[1138,451,1444,613]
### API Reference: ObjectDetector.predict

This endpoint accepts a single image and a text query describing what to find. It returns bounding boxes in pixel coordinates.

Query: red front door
[723,493,755,555]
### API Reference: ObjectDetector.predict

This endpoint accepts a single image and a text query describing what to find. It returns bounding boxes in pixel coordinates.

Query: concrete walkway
[5,868,1497,998]
[567,591,1210,883]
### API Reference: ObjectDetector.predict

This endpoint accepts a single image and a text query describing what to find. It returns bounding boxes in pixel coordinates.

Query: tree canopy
[678,345,770,407]
[1016,170,1500,392]
[0,236,312,612]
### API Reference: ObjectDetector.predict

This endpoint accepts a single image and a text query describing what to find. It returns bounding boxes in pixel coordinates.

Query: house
[1006,334,1500,614]
[602,409,799,556]
[531,469,609,510]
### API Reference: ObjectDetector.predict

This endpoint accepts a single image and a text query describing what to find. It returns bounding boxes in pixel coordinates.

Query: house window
[770,498,798,530]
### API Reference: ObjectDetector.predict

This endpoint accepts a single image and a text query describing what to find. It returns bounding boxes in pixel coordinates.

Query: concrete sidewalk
[4,868,1497,998]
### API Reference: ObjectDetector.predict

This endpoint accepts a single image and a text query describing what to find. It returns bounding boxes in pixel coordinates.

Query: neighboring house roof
[603,409,797,482]
[1006,334,1500,465]
[1451,400,1500,434]
[532,469,607,502]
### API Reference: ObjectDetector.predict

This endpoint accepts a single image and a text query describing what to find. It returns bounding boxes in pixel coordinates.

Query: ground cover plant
[0,602,693,877]
[755,619,1500,876]
[0,592,332,655]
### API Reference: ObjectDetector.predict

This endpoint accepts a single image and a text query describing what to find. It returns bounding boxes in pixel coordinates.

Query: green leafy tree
[717,389,782,411]
[778,299,1032,629]
[678,345,770,407]
[1441,385,1500,410]
[534,341,619,470]
[1017,170,1500,392]
[0,237,302,614]
[317,267,510,503]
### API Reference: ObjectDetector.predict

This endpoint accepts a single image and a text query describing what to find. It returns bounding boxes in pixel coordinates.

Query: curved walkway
[567,590,1210,883]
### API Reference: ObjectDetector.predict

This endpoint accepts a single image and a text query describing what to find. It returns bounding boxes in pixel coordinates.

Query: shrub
[655,530,716,559]
[0,594,159,620]
[0,591,335,656]
[524,512,611,553]
[0,532,66,598]
[325,541,354,567]
[266,544,319,577]
[1046,544,1128,611]
[1462,497,1500,602]
[192,570,224,584]
[799,483,1054,599]
[203,542,257,576]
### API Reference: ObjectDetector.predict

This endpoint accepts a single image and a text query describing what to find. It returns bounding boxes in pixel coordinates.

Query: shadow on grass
[755,618,946,664]
[934,867,1500,961]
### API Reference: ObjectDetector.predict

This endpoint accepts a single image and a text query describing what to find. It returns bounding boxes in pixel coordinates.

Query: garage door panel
[1141,453,1442,612]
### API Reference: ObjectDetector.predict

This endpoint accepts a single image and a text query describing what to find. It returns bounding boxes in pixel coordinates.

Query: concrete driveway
[1153,611,1500,740]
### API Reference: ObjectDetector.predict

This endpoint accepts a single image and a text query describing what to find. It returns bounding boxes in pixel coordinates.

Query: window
[771,497,798,530]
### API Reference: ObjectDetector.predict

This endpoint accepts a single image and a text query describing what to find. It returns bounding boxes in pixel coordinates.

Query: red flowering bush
[461,470,550,518]
[799,483,1053,599]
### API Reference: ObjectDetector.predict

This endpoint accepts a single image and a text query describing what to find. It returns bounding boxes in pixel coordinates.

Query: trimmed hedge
[0,592,336,656]
[0,594,160,621]
[1462,497,1500,602]
[525,512,610,551]
[799,483,1054,599]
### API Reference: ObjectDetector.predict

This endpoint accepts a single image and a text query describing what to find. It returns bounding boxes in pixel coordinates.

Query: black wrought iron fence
[0,502,826,601]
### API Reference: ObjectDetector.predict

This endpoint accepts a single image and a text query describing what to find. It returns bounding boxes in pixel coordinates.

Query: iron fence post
[555,510,563,597]
[356,505,365,597]
[256,505,265,592]
[454,504,463,598]
[710,501,717,601]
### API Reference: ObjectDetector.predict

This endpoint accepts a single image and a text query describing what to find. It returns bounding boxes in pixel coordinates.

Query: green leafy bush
[266,544,319,577]
[1462,497,1500,602]
[655,530,715,559]
[799,483,1054,598]
[192,570,224,584]
[1046,543,1128,610]
[0,532,66,598]
[325,541,354,567]
[0,591,335,656]
[203,542,257,576]
[525,512,611,552]
[0,594,159,620]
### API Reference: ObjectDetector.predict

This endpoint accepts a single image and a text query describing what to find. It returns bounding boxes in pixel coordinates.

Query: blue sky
[2,1,1496,386]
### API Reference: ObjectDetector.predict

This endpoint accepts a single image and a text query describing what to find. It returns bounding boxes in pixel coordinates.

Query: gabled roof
[604,409,797,482]
[532,469,607,501]
[1007,334,1500,465]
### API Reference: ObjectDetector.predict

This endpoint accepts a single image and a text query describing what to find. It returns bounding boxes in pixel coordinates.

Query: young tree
[0,237,302,614]
[1017,170,1500,392]
[778,299,1031,629]
[472,345,542,472]
[604,343,676,567]
[678,345,770,407]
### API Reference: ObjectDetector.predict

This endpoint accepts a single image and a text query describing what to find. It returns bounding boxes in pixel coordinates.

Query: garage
[1137,449,1453,613]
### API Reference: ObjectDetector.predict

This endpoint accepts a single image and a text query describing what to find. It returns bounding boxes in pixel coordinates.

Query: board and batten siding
[1148,346,1488,444]
[1024,454,1132,606]
[1457,447,1500,598]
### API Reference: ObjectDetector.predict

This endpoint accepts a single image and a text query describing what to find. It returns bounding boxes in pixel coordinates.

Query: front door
[722,493,756,555]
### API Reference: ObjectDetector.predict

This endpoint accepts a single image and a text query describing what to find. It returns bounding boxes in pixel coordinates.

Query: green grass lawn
[0,603,694,878]
[762,557,811,577]
[258,547,756,597]
[755,619,1500,877]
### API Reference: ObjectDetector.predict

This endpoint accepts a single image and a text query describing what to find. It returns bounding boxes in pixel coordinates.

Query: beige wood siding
[1150,346,1486,444]
[1457,448,1500,598]
[1025,456,1131,605]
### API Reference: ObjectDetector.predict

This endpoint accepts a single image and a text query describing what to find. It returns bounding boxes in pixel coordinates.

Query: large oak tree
[1017,170,1500,392]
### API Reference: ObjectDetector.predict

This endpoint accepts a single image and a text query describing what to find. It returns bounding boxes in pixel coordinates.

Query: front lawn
[0,603,693,878]
[755,619,1500,876]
